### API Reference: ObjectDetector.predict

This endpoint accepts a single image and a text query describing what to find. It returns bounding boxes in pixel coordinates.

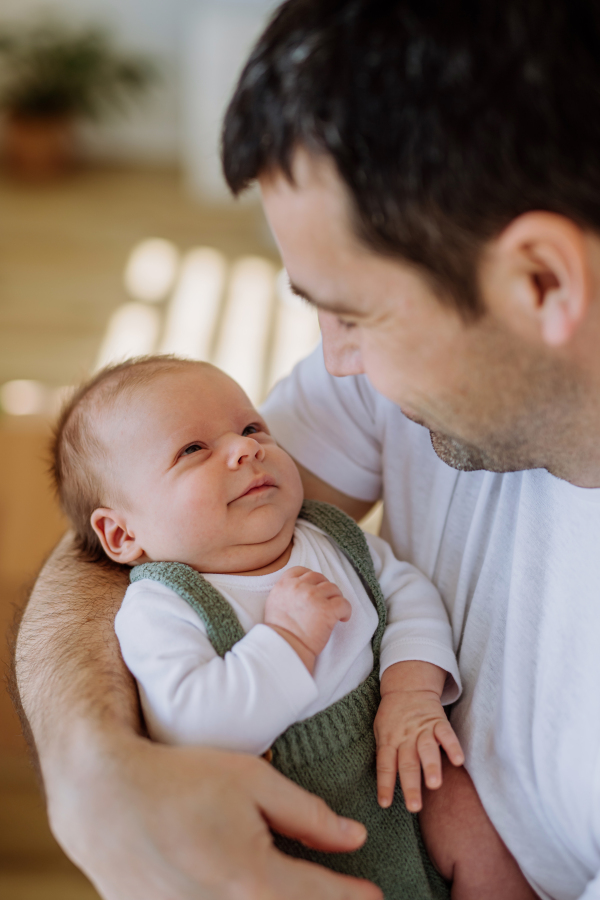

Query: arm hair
[11,532,137,781]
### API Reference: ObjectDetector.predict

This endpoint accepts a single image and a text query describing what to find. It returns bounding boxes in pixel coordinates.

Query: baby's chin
[192,517,297,575]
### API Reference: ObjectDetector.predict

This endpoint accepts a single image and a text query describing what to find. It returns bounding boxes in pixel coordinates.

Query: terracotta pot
[4,113,76,180]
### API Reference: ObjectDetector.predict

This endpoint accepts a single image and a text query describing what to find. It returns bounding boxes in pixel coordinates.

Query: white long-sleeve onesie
[115,520,461,755]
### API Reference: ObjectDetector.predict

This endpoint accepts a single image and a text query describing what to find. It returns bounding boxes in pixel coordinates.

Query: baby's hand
[264,567,352,672]
[374,661,464,812]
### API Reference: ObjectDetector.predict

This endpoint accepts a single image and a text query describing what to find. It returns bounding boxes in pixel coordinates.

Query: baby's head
[51,356,304,573]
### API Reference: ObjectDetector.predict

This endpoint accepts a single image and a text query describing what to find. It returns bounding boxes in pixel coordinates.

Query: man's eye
[242,424,261,436]
[182,443,203,456]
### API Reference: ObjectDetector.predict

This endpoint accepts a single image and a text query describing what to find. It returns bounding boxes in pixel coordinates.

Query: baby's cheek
[167,491,222,545]
[280,453,305,506]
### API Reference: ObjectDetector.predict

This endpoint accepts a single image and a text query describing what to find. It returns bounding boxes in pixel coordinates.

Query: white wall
[0,0,190,162]
[181,0,279,200]
[0,0,280,192]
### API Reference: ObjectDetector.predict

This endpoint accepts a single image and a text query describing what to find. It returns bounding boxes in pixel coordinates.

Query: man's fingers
[397,742,423,812]
[416,731,442,790]
[434,721,465,767]
[269,852,383,900]
[376,744,398,808]
[254,761,367,853]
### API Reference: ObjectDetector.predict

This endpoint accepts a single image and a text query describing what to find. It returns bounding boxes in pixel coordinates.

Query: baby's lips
[235,473,277,500]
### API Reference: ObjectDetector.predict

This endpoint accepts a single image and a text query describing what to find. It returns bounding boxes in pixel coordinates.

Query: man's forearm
[13,532,136,777]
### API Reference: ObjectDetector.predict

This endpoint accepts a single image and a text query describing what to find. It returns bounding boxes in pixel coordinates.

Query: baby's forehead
[100,363,255,434]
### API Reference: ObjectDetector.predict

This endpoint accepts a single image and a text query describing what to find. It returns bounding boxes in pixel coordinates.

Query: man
[14,0,600,898]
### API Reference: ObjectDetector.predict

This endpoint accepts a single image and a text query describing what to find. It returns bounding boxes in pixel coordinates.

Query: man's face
[260,149,573,473]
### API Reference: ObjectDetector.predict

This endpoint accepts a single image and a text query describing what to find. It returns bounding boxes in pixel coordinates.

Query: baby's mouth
[234,475,277,501]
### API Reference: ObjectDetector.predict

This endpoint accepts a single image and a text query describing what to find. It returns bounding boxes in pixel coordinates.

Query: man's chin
[430,429,537,475]
[401,411,490,471]
[429,431,488,471]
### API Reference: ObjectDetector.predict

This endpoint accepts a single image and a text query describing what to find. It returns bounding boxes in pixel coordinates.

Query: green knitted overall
[131,500,449,900]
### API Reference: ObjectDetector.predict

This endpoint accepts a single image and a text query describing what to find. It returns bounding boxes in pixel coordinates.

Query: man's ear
[90,508,144,565]
[485,212,591,347]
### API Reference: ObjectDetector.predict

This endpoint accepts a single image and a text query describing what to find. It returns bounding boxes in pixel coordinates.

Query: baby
[51,355,535,900]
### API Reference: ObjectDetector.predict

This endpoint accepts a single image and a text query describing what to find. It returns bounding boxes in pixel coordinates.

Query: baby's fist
[265,567,352,667]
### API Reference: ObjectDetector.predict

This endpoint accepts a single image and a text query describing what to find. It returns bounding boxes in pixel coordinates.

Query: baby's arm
[115,573,350,755]
[264,565,352,672]
[116,581,320,754]
[374,660,464,811]
[365,533,464,811]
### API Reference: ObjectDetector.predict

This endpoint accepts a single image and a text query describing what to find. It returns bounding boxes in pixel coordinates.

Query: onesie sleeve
[261,344,383,502]
[365,533,462,704]
[115,580,318,755]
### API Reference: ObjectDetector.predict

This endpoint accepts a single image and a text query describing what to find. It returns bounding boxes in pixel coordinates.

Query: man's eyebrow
[288,281,358,316]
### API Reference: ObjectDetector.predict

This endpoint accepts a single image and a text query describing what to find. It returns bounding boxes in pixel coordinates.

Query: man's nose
[224,434,266,467]
[318,311,365,377]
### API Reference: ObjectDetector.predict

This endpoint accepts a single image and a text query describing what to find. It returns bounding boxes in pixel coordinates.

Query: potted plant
[0,19,156,179]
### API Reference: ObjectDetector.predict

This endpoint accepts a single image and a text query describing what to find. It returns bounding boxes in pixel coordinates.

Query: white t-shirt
[260,346,600,900]
[116,520,460,755]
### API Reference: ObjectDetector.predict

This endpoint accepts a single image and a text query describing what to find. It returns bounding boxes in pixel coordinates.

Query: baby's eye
[181,443,204,456]
[337,316,356,330]
[242,424,261,436]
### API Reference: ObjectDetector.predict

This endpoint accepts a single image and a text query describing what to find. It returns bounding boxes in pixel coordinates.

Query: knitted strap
[299,500,387,664]
[130,560,245,658]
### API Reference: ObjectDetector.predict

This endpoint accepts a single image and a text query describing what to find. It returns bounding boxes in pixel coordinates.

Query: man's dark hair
[223,0,600,315]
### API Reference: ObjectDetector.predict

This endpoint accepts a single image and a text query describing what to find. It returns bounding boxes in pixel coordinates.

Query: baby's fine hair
[51,355,203,563]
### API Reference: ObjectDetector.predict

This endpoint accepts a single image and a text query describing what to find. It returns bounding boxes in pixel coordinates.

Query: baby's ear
[90,508,144,565]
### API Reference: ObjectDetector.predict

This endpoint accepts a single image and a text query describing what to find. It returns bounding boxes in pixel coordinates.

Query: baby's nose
[226,433,265,466]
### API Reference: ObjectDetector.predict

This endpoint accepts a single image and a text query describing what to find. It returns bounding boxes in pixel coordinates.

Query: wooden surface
[0,426,99,898]
[0,754,100,900]
[0,423,68,755]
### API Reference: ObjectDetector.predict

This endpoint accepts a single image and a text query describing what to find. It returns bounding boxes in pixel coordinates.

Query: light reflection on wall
[0,380,47,416]
[0,381,75,418]
[124,238,180,303]
[160,247,226,360]
[94,302,162,372]
[1,238,322,418]
[267,269,321,393]
[213,256,276,405]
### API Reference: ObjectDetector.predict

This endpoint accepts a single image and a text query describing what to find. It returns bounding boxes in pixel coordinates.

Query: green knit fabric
[131,500,449,900]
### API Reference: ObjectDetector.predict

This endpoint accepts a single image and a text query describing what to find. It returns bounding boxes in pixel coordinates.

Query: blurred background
[0,0,329,897]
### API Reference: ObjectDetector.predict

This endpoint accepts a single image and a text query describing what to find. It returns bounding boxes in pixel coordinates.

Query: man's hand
[264,567,352,672]
[374,661,464,813]
[50,736,382,900]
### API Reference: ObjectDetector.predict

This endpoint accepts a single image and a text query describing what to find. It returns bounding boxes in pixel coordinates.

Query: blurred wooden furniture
[0,419,67,755]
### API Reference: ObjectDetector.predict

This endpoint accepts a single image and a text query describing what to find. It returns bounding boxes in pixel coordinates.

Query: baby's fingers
[433,720,465,767]
[336,594,353,622]
[416,730,443,793]
[376,744,398,808]
[318,584,352,622]
[397,741,423,813]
